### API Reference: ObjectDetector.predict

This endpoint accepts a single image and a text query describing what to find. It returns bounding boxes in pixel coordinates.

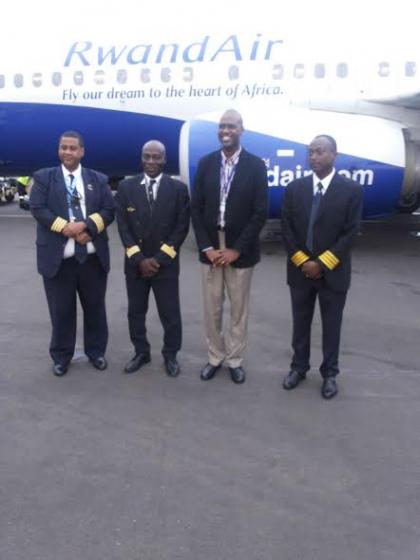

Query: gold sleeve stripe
[51,217,68,233]
[89,212,105,233]
[318,250,340,270]
[291,250,310,267]
[160,243,177,259]
[126,245,141,258]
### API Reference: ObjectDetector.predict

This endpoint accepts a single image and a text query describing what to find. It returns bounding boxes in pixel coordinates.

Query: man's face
[142,145,166,178]
[218,113,243,152]
[58,136,84,171]
[308,137,336,179]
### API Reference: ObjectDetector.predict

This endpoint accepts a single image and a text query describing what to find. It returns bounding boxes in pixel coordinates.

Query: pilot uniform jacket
[281,172,363,292]
[30,165,115,367]
[30,166,115,278]
[115,174,190,278]
[191,149,268,268]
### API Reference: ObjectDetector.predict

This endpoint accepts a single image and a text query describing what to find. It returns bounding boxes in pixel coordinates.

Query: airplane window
[314,64,325,78]
[32,73,42,87]
[183,67,193,82]
[117,69,127,84]
[94,70,105,85]
[161,68,171,82]
[336,63,348,78]
[140,69,151,83]
[272,64,284,80]
[378,62,390,77]
[294,64,304,79]
[52,72,62,86]
[73,71,84,85]
[14,74,24,87]
[228,66,239,80]
[405,61,416,77]
[0,75,5,88]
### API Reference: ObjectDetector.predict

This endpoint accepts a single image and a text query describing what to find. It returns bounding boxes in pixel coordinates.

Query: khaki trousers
[201,232,253,368]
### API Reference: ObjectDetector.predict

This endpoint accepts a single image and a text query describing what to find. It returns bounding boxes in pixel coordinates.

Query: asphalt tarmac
[1,201,419,560]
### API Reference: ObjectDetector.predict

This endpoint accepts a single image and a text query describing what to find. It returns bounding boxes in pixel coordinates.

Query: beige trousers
[201,232,253,368]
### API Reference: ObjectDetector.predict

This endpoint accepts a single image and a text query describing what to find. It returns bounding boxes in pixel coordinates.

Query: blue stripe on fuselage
[186,120,404,219]
[0,102,183,176]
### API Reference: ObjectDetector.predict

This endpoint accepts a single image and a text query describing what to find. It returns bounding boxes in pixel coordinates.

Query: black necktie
[68,174,87,264]
[147,179,156,210]
[306,182,323,253]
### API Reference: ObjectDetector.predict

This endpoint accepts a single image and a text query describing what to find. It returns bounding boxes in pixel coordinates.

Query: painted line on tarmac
[0,214,32,218]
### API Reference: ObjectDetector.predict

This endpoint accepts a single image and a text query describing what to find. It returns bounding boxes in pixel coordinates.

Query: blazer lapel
[300,176,314,220]
[210,152,222,205]
[82,168,94,214]
[153,174,170,217]
[227,150,247,202]
[133,174,152,222]
[55,167,70,217]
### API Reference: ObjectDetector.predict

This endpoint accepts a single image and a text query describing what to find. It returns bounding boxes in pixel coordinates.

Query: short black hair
[315,134,337,152]
[59,130,84,147]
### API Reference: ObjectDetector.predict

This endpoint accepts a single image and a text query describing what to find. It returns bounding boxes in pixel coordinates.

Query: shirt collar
[141,173,163,186]
[312,168,335,193]
[221,147,242,165]
[62,164,82,179]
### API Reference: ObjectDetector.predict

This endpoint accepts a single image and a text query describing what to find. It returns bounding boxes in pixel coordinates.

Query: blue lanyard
[220,159,237,197]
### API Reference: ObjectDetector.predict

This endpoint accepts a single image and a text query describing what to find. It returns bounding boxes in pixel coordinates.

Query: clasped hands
[205,248,240,267]
[62,221,92,245]
[301,260,323,280]
[139,257,160,278]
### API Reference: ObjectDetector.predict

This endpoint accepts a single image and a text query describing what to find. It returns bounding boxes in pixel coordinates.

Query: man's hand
[218,249,240,266]
[302,260,323,280]
[75,232,92,245]
[205,249,223,266]
[204,248,240,267]
[62,221,87,238]
[139,258,160,278]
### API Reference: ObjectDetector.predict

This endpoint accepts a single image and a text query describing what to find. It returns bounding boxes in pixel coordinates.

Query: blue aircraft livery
[183,119,404,219]
[0,24,418,217]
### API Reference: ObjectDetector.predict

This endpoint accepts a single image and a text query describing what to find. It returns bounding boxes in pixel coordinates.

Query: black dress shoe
[321,377,338,399]
[53,363,68,377]
[90,356,107,371]
[200,362,221,381]
[164,358,180,377]
[283,370,306,390]
[229,366,246,384]
[124,353,151,374]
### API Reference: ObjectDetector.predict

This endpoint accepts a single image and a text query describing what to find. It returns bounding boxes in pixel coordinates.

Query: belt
[217,226,225,231]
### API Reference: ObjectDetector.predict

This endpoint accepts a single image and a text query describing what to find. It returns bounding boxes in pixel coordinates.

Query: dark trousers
[43,255,108,365]
[289,283,347,377]
[126,273,182,359]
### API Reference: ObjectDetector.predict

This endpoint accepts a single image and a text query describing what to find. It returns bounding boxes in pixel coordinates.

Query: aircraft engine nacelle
[179,107,411,219]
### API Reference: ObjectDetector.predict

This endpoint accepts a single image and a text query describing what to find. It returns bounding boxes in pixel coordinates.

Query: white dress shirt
[140,173,163,201]
[312,168,336,195]
[62,164,95,259]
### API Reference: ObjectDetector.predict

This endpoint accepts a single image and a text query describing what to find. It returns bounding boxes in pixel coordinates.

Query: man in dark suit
[281,134,363,399]
[30,131,115,376]
[191,109,268,384]
[115,140,190,377]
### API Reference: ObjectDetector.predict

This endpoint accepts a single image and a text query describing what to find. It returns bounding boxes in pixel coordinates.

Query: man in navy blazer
[281,135,363,399]
[30,131,115,376]
[115,140,190,378]
[191,110,268,384]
